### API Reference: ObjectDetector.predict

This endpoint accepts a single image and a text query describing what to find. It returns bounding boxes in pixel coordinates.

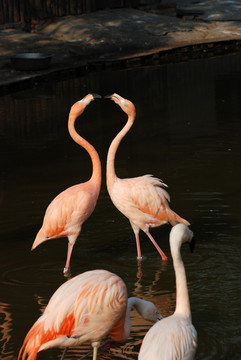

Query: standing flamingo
[138,224,197,360]
[105,93,190,260]
[18,269,162,360]
[31,93,102,274]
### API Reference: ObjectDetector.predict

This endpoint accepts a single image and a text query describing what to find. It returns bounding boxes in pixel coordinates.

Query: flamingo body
[33,182,99,247]
[138,224,197,360]
[109,175,185,232]
[18,269,162,360]
[139,315,197,359]
[32,94,102,274]
[106,94,190,260]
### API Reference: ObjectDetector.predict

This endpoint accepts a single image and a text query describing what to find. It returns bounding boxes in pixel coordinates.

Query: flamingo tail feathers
[165,208,190,227]
[18,322,44,360]
[18,312,75,360]
[31,228,47,250]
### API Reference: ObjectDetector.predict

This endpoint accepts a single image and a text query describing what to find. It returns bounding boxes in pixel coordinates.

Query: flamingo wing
[110,175,171,228]
[33,183,98,247]
[128,175,170,215]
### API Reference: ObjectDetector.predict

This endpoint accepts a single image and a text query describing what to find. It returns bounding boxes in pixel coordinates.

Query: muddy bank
[1,3,241,93]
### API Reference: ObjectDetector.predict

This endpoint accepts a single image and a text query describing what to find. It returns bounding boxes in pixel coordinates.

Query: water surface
[0,51,241,359]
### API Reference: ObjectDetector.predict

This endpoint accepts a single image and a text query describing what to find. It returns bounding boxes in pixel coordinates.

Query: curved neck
[110,296,151,342]
[121,297,146,340]
[171,242,191,319]
[106,113,135,188]
[68,112,102,187]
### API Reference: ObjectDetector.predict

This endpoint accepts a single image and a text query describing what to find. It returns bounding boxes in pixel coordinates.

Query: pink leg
[135,233,142,259]
[146,231,168,261]
[64,242,74,274]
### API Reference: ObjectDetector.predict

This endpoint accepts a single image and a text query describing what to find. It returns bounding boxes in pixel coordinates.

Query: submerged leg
[146,231,168,260]
[63,242,74,274]
[77,339,114,360]
[60,348,67,360]
[135,233,142,259]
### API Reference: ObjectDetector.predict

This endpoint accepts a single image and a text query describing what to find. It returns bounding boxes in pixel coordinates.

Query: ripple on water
[0,261,67,288]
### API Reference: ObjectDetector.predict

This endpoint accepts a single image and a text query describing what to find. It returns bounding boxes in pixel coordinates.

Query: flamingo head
[105,93,136,117]
[136,299,163,323]
[70,93,101,116]
[170,224,195,253]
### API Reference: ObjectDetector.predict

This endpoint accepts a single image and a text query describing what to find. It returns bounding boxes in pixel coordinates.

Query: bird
[31,93,102,275]
[138,224,197,360]
[18,269,162,360]
[105,93,190,261]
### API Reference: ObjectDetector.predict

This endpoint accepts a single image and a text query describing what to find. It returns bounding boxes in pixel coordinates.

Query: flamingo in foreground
[105,93,190,260]
[18,269,162,360]
[31,93,102,274]
[138,224,197,360]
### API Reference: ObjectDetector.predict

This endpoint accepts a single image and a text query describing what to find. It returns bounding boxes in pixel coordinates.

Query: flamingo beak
[104,94,114,99]
[92,93,102,99]
[104,93,121,101]
[157,313,163,321]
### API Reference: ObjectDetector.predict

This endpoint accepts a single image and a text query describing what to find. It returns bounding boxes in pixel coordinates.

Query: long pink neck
[106,113,135,189]
[172,241,191,319]
[112,297,146,341]
[68,112,102,188]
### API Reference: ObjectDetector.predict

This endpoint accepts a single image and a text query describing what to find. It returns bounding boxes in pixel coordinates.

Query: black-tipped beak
[157,314,163,321]
[92,93,102,99]
[189,236,195,253]
[104,94,113,99]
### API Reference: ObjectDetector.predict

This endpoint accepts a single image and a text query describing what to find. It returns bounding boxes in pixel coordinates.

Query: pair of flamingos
[32,93,190,274]
[18,94,197,360]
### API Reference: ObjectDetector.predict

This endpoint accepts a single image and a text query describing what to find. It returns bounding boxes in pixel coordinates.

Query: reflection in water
[1,51,241,359]
[134,259,168,297]
[0,302,12,359]
[34,295,48,314]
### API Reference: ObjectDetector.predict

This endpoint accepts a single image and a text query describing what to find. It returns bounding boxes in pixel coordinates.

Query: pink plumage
[139,224,197,360]
[18,270,162,360]
[106,93,190,260]
[31,94,102,274]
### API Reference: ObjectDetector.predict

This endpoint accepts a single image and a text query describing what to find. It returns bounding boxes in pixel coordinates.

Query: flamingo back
[18,270,128,360]
[109,175,189,231]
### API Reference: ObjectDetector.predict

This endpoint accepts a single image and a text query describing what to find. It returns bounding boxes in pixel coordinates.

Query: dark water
[0,51,241,360]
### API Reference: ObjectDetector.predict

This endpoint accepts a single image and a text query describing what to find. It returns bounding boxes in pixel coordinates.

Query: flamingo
[105,93,190,261]
[18,269,162,360]
[31,93,102,275]
[138,224,197,360]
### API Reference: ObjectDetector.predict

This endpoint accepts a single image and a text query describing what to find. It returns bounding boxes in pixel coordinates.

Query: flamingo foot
[63,267,71,277]
[161,253,168,261]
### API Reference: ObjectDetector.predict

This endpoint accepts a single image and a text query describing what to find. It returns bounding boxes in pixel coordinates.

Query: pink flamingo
[138,224,197,360]
[18,269,162,360]
[105,93,190,261]
[31,94,102,275]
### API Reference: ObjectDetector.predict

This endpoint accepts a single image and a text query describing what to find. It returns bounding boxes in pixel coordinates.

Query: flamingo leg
[77,339,112,360]
[92,346,97,360]
[135,233,142,259]
[60,347,67,360]
[63,242,74,274]
[145,231,168,261]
